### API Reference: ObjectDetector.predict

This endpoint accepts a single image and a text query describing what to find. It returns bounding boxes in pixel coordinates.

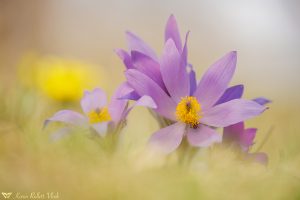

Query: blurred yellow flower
[18,53,106,102]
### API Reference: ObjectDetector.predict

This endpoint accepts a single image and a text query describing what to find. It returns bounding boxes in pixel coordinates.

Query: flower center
[175,96,202,128]
[88,107,111,124]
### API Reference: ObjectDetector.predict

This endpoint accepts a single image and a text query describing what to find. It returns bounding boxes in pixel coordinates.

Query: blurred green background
[0,0,300,199]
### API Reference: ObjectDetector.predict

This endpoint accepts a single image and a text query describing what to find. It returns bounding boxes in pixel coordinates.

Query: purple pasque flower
[222,97,271,165]
[223,122,268,165]
[125,47,267,154]
[44,84,156,140]
[115,15,192,101]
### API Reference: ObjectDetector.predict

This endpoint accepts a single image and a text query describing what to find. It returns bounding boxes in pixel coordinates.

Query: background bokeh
[0,0,300,199]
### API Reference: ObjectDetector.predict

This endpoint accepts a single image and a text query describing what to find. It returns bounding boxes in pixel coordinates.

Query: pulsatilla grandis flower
[223,122,269,165]
[125,49,267,154]
[44,85,155,139]
[222,97,271,165]
[115,15,192,101]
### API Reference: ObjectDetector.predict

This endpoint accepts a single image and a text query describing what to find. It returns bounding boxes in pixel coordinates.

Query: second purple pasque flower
[44,84,156,140]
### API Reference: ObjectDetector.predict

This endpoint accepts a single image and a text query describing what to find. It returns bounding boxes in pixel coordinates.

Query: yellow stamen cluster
[176,96,202,128]
[88,107,111,124]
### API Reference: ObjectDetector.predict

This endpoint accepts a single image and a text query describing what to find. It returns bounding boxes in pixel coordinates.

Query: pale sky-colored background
[0,0,299,103]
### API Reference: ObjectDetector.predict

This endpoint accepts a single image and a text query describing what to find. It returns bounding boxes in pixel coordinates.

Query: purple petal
[117,82,135,96]
[188,64,197,95]
[241,128,257,151]
[125,69,177,120]
[215,85,244,105]
[148,122,185,154]
[131,51,166,91]
[116,82,140,101]
[119,90,140,101]
[223,122,244,144]
[181,31,190,68]
[187,125,222,147]
[123,95,158,119]
[126,31,157,61]
[224,122,245,136]
[108,83,129,125]
[202,99,266,127]
[165,14,182,52]
[160,39,189,102]
[194,51,237,109]
[114,48,134,69]
[44,110,87,128]
[247,152,268,165]
[133,95,157,108]
[92,122,109,137]
[253,97,271,106]
[80,88,107,114]
[254,153,268,165]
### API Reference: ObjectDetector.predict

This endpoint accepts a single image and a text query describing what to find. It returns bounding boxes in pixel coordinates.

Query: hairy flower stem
[177,137,198,167]
[148,109,174,128]
[91,121,126,155]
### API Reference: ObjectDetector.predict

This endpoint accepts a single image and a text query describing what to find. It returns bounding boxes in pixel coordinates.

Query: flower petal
[125,69,177,120]
[165,14,182,52]
[119,90,140,101]
[116,82,140,101]
[131,51,166,91]
[92,122,109,137]
[181,31,190,68]
[187,125,222,147]
[44,110,87,128]
[215,84,244,105]
[247,152,268,165]
[202,99,266,127]
[194,51,237,109]
[241,128,257,151]
[108,83,129,125]
[253,97,271,105]
[117,82,135,95]
[188,64,197,95]
[160,39,189,102]
[223,122,244,144]
[126,31,157,61]
[133,95,157,108]
[123,95,158,119]
[80,88,107,114]
[114,48,134,69]
[148,122,185,154]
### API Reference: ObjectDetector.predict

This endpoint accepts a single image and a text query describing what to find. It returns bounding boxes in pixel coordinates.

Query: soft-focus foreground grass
[1,85,300,200]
